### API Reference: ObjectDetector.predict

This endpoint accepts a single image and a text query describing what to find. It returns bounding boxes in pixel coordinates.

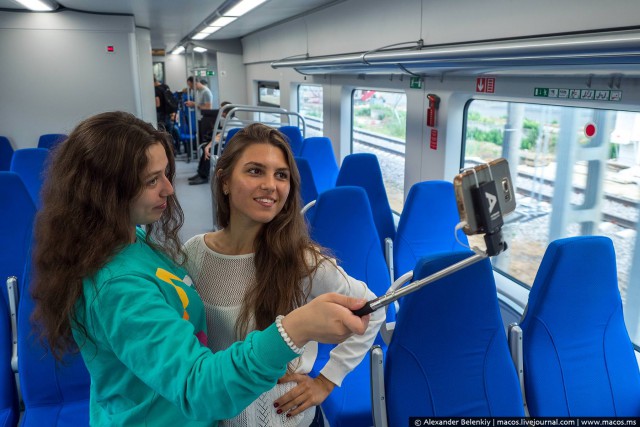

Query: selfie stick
[352,251,489,316]
[352,162,508,317]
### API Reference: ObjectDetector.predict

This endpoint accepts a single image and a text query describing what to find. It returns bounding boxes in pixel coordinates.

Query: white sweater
[183,234,384,427]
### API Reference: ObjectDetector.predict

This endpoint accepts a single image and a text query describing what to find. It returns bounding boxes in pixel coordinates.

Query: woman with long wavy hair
[183,123,384,427]
[30,111,371,427]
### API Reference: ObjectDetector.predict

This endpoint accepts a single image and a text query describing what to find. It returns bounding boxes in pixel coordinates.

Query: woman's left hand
[273,373,335,417]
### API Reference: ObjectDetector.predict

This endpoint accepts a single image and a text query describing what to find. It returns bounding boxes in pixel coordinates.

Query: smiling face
[129,143,174,232]
[222,142,291,229]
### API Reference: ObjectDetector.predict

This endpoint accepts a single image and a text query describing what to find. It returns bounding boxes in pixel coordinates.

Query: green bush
[466,127,503,145]
[355,106,370,117]
[521,119,540,150]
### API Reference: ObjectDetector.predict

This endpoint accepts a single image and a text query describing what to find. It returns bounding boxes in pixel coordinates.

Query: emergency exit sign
[195,70,216,76]
[534,87,550,97]
[410,77,423,89]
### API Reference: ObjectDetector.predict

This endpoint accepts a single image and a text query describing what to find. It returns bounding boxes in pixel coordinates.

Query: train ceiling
[0,0,340,51]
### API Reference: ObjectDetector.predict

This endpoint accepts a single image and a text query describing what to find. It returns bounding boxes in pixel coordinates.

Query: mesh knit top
[183,233,384,427]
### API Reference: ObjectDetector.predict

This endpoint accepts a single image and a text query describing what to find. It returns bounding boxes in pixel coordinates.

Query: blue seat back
[278,126,303,156]
[394,181,468,279]
[18,257,90,426]
[0,283,18,427]
[222,127,242,151]
[336,153,395,253]
[0,172,36,303]
[308,186,391,427]
[0,137,13,171]
[179,107,197,138]
[10,148,50,209]
[294,157,318,207]
[520,236,640,416]
[300,137,338,193]
[309,186,390,298]
[37,134,67,150]
[386,251,524,421]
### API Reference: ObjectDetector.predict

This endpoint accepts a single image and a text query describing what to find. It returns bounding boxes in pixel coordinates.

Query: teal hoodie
[73,228,297,426]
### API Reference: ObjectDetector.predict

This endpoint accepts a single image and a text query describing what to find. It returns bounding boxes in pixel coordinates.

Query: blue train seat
[0,172,36,304]
[299,137,339,194]
[37,134,67,150]
[335,153,395,257]
[0,137,13,171]
[179,106,198,153]
[10,148,50,209]
[18,256,91,426]
[393,181,468,280]
[372,251,524,426]
[295,157,319,207]
[307,186,392,427]
[277,125,303,156]
[520,236,640,416]
[222,127,241,152]
[0,285,18,427]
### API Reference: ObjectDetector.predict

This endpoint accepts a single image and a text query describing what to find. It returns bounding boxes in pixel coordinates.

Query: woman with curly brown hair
[30,111,370,427]
[183,123,384,427]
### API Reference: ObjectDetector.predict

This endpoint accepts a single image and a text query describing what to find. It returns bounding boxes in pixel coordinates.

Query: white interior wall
[155,54,188,94]
[135,27,155,126]
[0,10,146,149]
[217,52,248,105]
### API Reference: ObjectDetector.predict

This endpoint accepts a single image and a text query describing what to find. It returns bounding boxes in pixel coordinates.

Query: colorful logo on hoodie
[155,268,208,346]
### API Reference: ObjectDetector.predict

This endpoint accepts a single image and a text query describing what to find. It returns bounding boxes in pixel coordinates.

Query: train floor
[175,156,215,243]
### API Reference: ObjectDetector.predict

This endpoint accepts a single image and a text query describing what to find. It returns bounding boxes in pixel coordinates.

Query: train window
[351,89,407,213]
[258,81,280,108]
[463,99,640,346]
[152,62,165,84]
[297,84,323,137]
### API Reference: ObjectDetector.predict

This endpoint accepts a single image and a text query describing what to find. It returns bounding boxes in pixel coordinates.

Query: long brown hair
[214,123,326,336]
[31,111,184,359]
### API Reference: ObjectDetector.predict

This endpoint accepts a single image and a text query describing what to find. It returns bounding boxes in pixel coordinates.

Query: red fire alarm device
[430,128,438,150]
[107,45,115,53]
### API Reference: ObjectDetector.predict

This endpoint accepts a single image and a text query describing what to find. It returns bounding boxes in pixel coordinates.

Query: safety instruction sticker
[534,87,621,101]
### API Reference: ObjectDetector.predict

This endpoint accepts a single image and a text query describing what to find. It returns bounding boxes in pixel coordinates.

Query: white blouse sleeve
[305,256,385,387]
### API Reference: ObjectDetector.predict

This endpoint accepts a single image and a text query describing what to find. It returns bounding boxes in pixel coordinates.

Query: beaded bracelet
[275,315,305,355]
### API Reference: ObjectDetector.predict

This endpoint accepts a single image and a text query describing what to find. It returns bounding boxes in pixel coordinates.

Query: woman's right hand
[281,293,370,347]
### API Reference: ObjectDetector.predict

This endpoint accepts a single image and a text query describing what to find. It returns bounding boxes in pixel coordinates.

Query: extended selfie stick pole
[351,250,489,316]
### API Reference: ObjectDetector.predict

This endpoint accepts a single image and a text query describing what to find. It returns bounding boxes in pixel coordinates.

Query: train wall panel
[217,52,248,105]
[135,27,156,127]
[160,54,188,96]
[0,10,144,149]
[242,19,308,65]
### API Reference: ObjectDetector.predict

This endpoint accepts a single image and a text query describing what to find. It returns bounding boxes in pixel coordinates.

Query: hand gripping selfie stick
[352,163,509,317]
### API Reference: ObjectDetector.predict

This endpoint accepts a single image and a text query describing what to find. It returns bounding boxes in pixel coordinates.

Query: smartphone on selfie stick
[352,158,516,317]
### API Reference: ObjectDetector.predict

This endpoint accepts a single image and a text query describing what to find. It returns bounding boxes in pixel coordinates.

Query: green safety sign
[410,77,423,89]
[534,88,549,97]
[195,70,215,77]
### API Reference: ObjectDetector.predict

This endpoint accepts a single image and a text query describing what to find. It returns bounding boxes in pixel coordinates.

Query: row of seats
[305,182,468,425]
[296,136,468,279]
[290,136,639,423]
[371,236,640,424]
[1,134,90,426]
[304,183,640,424]
[0,134,67,172]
